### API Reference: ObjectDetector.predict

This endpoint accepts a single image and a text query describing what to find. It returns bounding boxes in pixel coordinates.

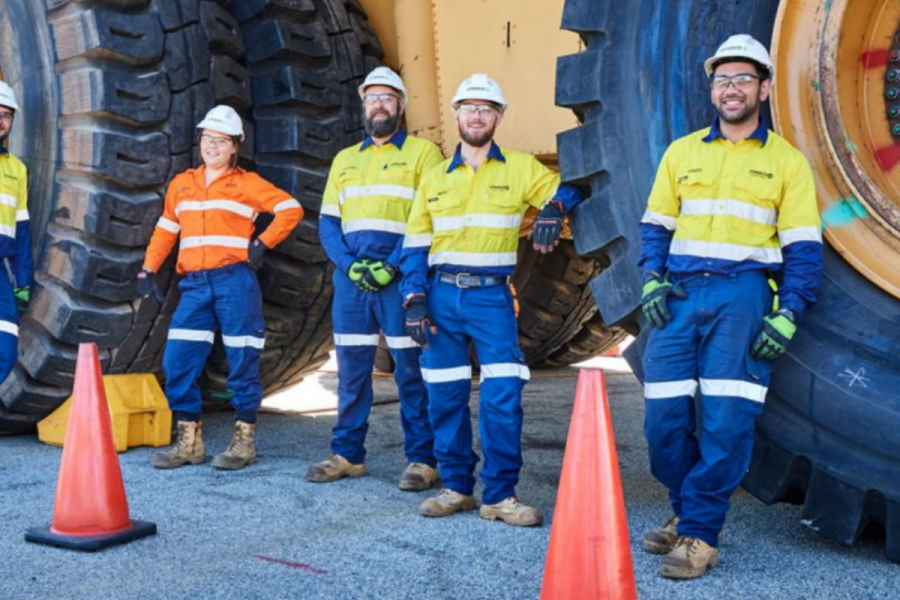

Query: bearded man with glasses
[309,67,444,491]
[638,34,823,578]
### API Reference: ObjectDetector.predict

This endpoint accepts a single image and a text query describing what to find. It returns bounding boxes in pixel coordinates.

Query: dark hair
[196,132,242,168]
[711,58,770,82]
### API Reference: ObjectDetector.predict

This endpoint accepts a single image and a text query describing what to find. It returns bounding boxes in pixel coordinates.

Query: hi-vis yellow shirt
[399,143,559,296]
[318,130,443,272]
[0,149,32,287]
[639,123,823,313]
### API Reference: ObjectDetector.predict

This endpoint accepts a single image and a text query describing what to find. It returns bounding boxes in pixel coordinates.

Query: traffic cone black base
[25,520,156,552]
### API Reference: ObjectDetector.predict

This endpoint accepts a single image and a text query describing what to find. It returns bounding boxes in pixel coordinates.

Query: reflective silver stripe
[385,335,418,349]
[428,251,517,268]
[15,209,28,222]
[480,363,530,381]
[338,184,416,204]
[223,334,265,349]
[180,235,249,250]
[333,333,380,346]
[421,365,472,383]
[273,199,301,213]
[680,198,777,226]
[0,224,15,238]
[669,239,782,264]
[320,203,341,218]
[157,217,181,234]
[0,193,16,208]
[433,213,522,232]
[175,200,255,219]
[644,379,698,399]
[168,328,215,343]
[342,219,407,235]
[404,233,433,248]
[0,320,18,337]
[779,226,822,247]
[641,210,678,231]
[700,378,767,403]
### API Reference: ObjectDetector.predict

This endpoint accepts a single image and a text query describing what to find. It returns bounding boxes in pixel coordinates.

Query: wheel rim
[772,0,900,299]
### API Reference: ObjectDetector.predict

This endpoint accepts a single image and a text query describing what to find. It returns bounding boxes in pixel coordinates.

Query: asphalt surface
[0,367,895,600]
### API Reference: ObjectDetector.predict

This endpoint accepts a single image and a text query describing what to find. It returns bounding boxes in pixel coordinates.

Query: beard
[458,121,496,148]
[364,110,401,138]
[715,92,759,125]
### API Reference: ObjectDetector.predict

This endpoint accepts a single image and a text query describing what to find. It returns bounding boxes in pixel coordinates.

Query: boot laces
[171,423,196,454]
[226,425,252,455]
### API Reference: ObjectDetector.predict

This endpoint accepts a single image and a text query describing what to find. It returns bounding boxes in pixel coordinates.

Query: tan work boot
[211,421,257,470]
[479,496,544,527]
[305,454,367,483]
[643,515,680,554]
[419,488,477,517]
[399,462,439,491]
[152,421,206,469]
[661,536,719,579]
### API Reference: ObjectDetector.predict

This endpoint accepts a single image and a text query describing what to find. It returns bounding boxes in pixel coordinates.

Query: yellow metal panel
[431,0,579,157]
[38,374,172,452]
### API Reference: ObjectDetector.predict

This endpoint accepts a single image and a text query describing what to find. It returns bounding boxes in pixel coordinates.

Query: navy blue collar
[360,128,407,151]
[703,117,769,146]
[0,145,7,155]
[447,141,506,172]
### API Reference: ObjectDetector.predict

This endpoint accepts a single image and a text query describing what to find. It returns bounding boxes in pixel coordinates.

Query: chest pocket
[427,189,462,215]
[733,173,780,208]
[484,186,520,212]
[676,171,715,201]
[379,165,414,188]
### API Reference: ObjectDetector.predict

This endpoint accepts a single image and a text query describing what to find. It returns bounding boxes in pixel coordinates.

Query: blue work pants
[0,270,18,384]
[421,276,530,505]
[331,270,435,466]
[163,263,265,422]
[643,270,773,547]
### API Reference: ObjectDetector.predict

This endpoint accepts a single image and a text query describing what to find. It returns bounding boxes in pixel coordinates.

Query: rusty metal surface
[772,0,900,298]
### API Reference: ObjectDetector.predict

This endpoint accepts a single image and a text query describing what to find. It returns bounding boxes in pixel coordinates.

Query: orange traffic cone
[25,343,156,551]
[540,368,637,600]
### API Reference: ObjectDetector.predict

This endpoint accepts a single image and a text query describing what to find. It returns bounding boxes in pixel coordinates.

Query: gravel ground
[0,367,895,600]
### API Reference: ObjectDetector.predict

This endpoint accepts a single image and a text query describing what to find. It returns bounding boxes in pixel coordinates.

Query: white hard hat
[0,81,19,112]
[704,34,774,79]
[358,67,407,101]
[451,73,507,112]
[196,105,244,140]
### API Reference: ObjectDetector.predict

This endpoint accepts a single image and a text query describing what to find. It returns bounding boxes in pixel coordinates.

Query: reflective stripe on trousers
[163,263,265,418]
[642,270,773,547]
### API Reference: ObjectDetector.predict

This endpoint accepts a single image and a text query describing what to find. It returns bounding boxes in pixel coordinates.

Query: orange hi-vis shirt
[142,166,303,274]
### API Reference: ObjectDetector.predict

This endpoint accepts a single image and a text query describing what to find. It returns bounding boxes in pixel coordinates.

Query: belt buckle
[455,273,472,288]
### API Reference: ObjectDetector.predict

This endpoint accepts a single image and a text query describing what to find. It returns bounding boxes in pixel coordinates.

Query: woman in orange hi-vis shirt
[137,105,303,471]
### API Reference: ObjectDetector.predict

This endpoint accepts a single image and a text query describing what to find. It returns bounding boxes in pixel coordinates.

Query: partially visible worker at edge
[399,73,583,527]
[308,67,442,490]
[638,34,823,578]
[138,105,303,471]
[0,82,33,386]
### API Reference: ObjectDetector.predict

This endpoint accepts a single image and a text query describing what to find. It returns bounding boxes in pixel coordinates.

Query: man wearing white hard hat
[309,67,443,490]
[138,105,303,471]
[399,73,584,526]
[0,81,33,391]
[638,34,822,577]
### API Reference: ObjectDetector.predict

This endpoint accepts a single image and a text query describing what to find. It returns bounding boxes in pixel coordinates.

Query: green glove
[751,309,797,361]
[641,274,686,328]
[13,287,29,314]
[348,259,398,292]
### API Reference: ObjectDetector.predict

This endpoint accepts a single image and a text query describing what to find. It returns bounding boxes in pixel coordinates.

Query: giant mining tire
[557,0,900,560]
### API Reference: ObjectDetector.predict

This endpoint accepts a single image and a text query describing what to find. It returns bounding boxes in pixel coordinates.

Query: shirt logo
[3,173,17,181]
[749,169,774,179]
[489,184,510,191]
[389,161,408,167]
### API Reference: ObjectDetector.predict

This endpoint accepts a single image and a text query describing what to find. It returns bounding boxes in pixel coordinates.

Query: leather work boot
[398,462,439,491]
[643,515,680,554]
[152,421,206,469]
[305,454,367,483]
[479,496,544,527]
[660,536,719,579]
[211,421,257,470]
[419,488,477,517]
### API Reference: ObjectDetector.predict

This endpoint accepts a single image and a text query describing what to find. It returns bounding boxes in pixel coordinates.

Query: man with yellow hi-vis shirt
[399,73,583,527]
[310,67,443,491]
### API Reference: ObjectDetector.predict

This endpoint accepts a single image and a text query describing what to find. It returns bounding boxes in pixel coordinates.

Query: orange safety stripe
[142,166,303,274]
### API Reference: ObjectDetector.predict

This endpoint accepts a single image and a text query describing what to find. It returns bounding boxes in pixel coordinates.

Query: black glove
[641,271,687,329]
[137,269,165,303]
[530,200,564,253]
[405,294,436,348]
[248,239,267,270]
